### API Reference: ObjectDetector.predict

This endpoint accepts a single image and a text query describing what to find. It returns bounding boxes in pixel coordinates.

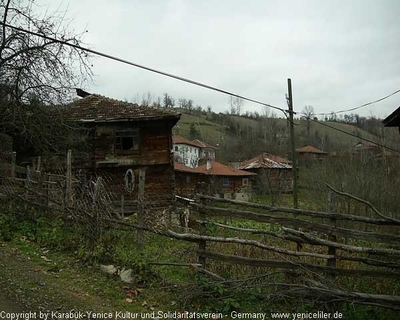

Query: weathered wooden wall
[93,121,171,167]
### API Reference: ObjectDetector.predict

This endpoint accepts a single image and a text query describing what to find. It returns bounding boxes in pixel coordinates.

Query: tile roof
[174,161,254,176]
[239,153,292,170]
[65,94,180,123]
[172,136,218,149]
[190,139,218,149]
[172,135,200,147]
[354,141,379,149]
[174,161,200,173]
[197,161,255,176]
[296,145,328,154]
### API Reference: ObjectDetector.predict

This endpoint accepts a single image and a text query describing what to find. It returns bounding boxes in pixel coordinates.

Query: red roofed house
[296,145,328,159]
[172,135,217,168]
[294,145,328,167]
[239,153,293,194]
[175,160,255,201]
[65,90,181,210]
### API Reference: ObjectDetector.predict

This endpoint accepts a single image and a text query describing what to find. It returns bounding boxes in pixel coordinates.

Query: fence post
[137,170,145,250]
[65,150,72,206]
[121,195,125,218]
[198,195,207,269]
[327,191,337,274]
[37,156,41,172]
[11,151,16,178]
[36,170,43,216]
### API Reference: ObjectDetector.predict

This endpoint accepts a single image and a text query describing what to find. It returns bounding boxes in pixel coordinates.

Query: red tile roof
[296,145,327,154]
[65,94,180,123]
[172,135,199,147]
[239,153,292,170]
[174,161,254,176]
[174,161,200,173]
[197,161,255,176]
[354,141,379,149]
[172,136,218,149]
[190,139,218,149]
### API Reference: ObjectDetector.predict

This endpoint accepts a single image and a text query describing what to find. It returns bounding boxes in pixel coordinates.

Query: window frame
[115,129,140,153]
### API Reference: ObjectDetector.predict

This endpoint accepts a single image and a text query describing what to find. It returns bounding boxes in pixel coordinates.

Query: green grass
[2,197,399,319]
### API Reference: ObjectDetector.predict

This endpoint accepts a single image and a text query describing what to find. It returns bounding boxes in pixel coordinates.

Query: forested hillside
[173,107,400,162]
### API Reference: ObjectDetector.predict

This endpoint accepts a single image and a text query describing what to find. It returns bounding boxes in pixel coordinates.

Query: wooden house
[239,153,293,194]
[175,160,254,201]
[65,90,181,209]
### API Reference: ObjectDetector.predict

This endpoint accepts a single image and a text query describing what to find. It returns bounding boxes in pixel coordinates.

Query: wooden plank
[199,250,400,279]
[191,203,400,246]
[196,194,399,226]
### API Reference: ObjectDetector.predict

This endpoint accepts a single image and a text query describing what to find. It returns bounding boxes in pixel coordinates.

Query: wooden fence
[178,193,400,310]
[2,151,400,310]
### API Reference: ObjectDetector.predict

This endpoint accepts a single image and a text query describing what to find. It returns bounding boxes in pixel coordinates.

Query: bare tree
[302,105,315,138]
[0,0,92,152]
[163,93,175,108]
[229,96,244,115]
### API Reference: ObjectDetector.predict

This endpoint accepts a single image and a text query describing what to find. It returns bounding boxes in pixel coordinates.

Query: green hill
[173,109,398,162]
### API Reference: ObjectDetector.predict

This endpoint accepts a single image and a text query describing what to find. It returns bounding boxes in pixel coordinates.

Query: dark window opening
[116,130,139,151]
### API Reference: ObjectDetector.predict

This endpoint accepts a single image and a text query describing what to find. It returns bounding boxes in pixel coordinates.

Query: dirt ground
[0,242,123,315]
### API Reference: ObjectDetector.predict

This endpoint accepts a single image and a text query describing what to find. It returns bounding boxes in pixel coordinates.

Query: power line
[300,88,400,117]
[310,118,400,155]
[0,21,288,116]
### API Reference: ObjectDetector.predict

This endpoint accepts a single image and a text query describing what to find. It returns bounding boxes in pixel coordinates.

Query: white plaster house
[172,136,218,168]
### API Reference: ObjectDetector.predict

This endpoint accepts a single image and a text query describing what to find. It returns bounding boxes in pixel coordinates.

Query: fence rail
[1,151,400,311]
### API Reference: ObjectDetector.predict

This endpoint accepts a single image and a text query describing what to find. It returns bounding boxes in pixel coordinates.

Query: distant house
[64,90,181,209]
[353,141,380,152]
[190,139,217,162]
[172,135,201,168]
[175,160,254,201]
[383,106,400,133]
[239,153,293,194]
[172,135,217,168]
[295,145,328,161]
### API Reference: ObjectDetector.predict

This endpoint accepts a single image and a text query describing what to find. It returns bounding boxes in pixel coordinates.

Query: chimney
[206,159,212,170]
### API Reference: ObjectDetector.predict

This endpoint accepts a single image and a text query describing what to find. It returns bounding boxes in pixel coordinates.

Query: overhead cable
[310,118,400,155]
[0,21,288,116]
[302,88,400,117]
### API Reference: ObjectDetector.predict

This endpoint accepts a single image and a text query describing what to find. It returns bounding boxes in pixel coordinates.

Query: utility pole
[287,78,298,208]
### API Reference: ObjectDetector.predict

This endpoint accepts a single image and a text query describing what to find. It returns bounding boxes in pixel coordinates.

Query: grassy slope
[174,111,382,155]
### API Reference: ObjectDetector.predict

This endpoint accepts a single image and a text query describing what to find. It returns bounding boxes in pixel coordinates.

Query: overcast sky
[39,0,400,119]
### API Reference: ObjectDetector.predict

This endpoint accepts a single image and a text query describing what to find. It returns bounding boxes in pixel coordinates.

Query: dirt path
[0,242,126,314]
[0,292,24,312]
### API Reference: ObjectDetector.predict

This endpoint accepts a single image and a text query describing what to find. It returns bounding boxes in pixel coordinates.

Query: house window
[222,177,229,186]
[175,146,178,151]
[242,178,249,186]
[186,175,191,184]
[116,129,139,151]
